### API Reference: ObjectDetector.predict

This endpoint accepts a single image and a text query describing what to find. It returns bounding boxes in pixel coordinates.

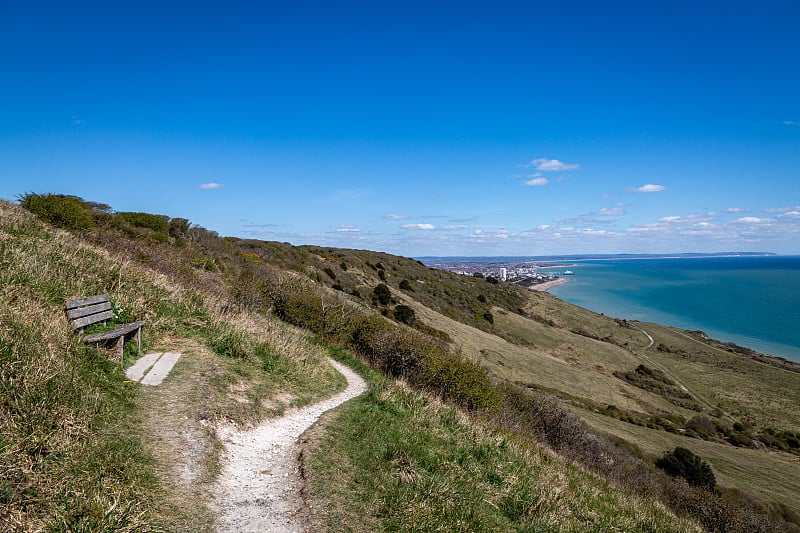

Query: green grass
[0,200,346,529]
[304,371,700,532]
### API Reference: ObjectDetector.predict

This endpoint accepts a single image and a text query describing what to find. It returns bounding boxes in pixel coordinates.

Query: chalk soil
[213,359,367,532]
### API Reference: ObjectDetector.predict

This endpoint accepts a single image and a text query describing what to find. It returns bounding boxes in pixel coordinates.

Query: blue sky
[1,1,799,256]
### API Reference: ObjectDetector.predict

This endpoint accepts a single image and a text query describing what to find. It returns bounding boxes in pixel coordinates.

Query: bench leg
[116,336,124,364]
[136,327,141,355]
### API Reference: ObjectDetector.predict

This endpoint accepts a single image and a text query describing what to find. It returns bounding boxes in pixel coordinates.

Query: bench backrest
[65,294,113,331]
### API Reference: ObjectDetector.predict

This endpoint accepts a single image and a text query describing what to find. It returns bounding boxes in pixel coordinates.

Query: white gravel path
[213,359,367,532]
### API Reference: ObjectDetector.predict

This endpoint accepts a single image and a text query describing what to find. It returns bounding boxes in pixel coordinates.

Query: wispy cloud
[524,177,549,187]
[783,120,800,126]
[632,183,666,193]
[401,223,435,230]
[529,158,579,171]
[243,222,281,228]
[199,182,222,190]
[735,216,769,224]
[384,214,409,220]
[440,225,467,231]
[725,207,745,213]
[470,229,509,240]
[595,206,626,216]
[335,224,361,233]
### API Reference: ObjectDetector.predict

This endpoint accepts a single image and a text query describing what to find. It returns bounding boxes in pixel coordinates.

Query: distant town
[420,258,574,289]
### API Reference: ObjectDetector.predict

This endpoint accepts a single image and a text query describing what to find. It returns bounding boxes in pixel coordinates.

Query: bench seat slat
[66,301,112,321]
[83,321,145,343]
[71,310,113,330]
[65,294,109,310]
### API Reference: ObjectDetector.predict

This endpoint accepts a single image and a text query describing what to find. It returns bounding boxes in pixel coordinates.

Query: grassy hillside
[6,193,800,531]
[0,200,344,530]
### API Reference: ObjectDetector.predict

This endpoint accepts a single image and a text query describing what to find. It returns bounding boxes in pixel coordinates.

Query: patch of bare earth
[135,338,223,531]
[212,359,367,533]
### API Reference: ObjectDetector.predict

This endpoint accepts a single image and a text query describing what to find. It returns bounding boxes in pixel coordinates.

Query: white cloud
[440,225,467,231]
[401,223,435,230]
[765,205,798,213]
[199,182,222,190]
[783,120,800,126]
[659,216,682,223]
[470,229,508,240]
[735,217,768,224]
[778,210,800,219]
[385,214,409,220]
[595,206,625,216]
[634,184,666,193]
[524,177,549,187]
[336,225,361,233]
[529,158,579,171]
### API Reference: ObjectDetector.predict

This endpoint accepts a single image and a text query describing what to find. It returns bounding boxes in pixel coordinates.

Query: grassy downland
[0,200,344,530]
[303,354,699,532]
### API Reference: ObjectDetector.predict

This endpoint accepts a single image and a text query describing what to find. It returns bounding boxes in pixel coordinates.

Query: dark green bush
[116,212,169,234]
[168,217,190,239]
[420,351,500,411]
[373,283,391,305]
[19,193,96,230]
[393,305,416,326]
[656,447,716,491]
[399,279,413,291]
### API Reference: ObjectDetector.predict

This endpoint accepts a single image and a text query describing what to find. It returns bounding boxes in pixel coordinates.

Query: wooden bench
[65,294,145,362]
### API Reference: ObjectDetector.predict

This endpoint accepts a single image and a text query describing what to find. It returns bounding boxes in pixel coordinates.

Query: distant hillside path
[213,359,367,533]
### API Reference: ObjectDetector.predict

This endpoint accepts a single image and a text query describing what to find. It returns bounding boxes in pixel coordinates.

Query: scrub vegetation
[4,193,800,531]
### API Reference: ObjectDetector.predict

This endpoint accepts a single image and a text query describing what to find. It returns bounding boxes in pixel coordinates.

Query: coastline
[530,278,572,292]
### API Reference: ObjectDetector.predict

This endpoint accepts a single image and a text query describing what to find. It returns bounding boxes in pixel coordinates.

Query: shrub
[373,283,391,305]
[116,212,169,234]
[399,279,413,292]
[393,305,416,326]
[485,276,499,284]
[378,269,387,281]
[168,217,190,239]
[19,193,96,230]
[482,311,494,324]
[420,351,500,411]
[656,447,716,491]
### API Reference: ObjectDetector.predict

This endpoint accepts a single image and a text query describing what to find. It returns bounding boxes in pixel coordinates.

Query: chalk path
[213,359,367,533]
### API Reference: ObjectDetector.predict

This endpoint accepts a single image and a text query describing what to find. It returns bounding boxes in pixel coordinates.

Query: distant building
[500,267,507,281]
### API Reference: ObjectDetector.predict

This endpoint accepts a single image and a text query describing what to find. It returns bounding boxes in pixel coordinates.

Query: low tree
[656,446,716,491]
[373,283,391,306]
[393,304,416,326]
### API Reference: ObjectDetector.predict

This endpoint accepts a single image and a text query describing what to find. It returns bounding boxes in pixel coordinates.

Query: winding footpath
[213,359,367,533]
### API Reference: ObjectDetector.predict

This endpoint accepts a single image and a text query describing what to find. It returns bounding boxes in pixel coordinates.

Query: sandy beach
[530,278,572,292]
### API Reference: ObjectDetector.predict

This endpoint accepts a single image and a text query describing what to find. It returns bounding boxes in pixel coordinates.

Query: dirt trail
[213,359,367,533]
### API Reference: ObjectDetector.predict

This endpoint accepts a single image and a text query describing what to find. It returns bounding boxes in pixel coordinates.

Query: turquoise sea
[547,256,800,362]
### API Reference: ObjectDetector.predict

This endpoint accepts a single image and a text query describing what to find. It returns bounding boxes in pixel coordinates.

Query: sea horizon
[422,254,800,362]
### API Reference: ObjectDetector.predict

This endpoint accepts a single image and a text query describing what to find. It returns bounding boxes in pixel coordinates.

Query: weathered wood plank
[65,294,109,310]
[82,321,145,343]
[65,301,112,321]
[71,310,113,330]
